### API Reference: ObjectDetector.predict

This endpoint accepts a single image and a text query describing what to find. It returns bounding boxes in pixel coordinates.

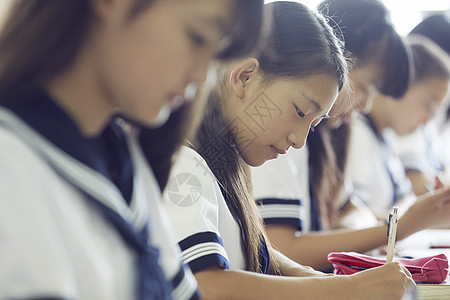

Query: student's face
[327,61,383,128]
[225,74,339,167]
[391,77,449,136]
[92,0,233,126]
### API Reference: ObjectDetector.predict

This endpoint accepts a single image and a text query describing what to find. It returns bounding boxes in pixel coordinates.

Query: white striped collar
[0,106,149,230]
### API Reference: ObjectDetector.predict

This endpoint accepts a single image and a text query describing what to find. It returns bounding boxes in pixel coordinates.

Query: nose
[287,125,310,150]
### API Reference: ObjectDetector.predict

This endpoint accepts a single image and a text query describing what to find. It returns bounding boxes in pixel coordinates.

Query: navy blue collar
[2,87,133,203]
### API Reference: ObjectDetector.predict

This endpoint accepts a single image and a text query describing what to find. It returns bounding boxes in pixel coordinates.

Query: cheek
[395,106,422,134]
[259,114,295,143]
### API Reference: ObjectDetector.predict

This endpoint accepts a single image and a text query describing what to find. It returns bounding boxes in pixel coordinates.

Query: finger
[402,265,413,279]
[435,176,444,190]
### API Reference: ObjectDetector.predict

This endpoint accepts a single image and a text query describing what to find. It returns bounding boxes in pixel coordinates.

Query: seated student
[0,0,264,299]
[162,2,416,299]
[251,0,450,272]
[385,14,450,196]
[347,36,450,219]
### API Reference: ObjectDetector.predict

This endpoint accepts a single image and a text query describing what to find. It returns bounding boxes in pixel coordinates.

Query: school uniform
[385,120,444,180]
[162,146,270,274]
[0,88,199,299]
[346,113,413,218]
[251,147,314,233]
[252,145,379,232]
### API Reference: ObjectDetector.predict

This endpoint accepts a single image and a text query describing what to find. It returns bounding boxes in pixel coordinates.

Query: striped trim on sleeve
[178,231,229,274]
[171,264,201,300]
[256,198,303,231]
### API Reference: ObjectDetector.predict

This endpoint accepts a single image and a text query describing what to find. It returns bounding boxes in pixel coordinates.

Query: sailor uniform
[163,146,270,274]
[0,88,198,299]
[346,114,413,218]
[251,147,314,233]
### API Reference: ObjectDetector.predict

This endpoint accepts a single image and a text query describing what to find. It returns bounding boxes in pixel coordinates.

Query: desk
[397,229,450,300]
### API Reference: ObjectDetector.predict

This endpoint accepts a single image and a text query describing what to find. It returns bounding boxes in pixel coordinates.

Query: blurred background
[0,1,448,36]
[266,0,450,35]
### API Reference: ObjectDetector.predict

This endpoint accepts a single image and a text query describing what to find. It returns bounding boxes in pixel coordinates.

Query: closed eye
[295,106,305,118]
[188,29,207,47]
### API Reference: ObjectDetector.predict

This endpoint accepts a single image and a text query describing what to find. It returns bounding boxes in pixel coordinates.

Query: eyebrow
[196,15,228,34]
[303,93,323,112]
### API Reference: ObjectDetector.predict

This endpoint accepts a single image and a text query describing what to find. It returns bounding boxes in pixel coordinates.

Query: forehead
[152,0,233,26]
[351,62,384,86]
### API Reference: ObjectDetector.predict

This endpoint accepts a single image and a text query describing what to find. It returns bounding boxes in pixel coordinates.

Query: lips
[270,145,286,159]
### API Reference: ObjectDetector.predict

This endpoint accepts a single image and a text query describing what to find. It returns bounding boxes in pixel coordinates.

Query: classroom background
[266,0,450,35]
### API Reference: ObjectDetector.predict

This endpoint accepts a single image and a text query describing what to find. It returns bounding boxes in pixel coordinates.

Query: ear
[229,58,260,99]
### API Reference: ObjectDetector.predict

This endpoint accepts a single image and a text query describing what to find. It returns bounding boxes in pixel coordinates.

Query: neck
[45,46,113,137]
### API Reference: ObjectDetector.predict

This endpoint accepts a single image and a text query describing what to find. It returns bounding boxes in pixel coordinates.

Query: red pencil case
[328,252,449,283]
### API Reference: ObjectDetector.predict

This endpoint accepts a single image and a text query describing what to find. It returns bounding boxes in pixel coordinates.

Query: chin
[396,128,412,137]
[241,153,266,167]
[134,105,172,128]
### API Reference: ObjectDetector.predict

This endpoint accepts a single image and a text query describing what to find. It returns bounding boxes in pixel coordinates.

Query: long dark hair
[309,0,413,228]
[319,0,412,98]
[308,122,350,229]
[194,1,348,273]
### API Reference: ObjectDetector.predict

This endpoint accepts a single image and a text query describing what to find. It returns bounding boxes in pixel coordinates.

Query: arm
[265,186,450,270]
[194,263,414,300]
[268,248,327,277]
[406,170,443,196]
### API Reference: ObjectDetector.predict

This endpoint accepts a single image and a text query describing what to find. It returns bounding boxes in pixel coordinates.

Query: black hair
[257,1,347,90]
[408,35,450,84]
[307,121,350,229]
[0,0,264,100]
[410,14,450,55]
[319,0,412,98]
[194,1,348,274]
[410,14,450,121]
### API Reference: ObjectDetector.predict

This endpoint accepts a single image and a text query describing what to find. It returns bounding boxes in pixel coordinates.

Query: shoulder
[348,114,381,156]
[252,147,309,200]
[351,114,376,139]
[172,146,215,177]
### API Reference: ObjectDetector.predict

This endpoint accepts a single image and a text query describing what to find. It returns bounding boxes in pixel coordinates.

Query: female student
[385,15,450,196]
[347,36,450,218]
[162,2,415,299]
[251,0,450,272]
[0,0,264,299]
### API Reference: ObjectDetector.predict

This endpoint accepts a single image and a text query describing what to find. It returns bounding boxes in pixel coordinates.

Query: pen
[386,206,399,264]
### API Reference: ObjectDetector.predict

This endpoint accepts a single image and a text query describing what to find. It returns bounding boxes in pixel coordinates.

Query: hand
[347,262,415,300]
[435,175,444,190]
[400,186,450,234]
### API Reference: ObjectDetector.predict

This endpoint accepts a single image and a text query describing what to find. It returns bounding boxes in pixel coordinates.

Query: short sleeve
[163,147,230,273]
[385,122,444,178]
[251,148,310,232]
[347,115,412,218]
[347,116,392,217]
